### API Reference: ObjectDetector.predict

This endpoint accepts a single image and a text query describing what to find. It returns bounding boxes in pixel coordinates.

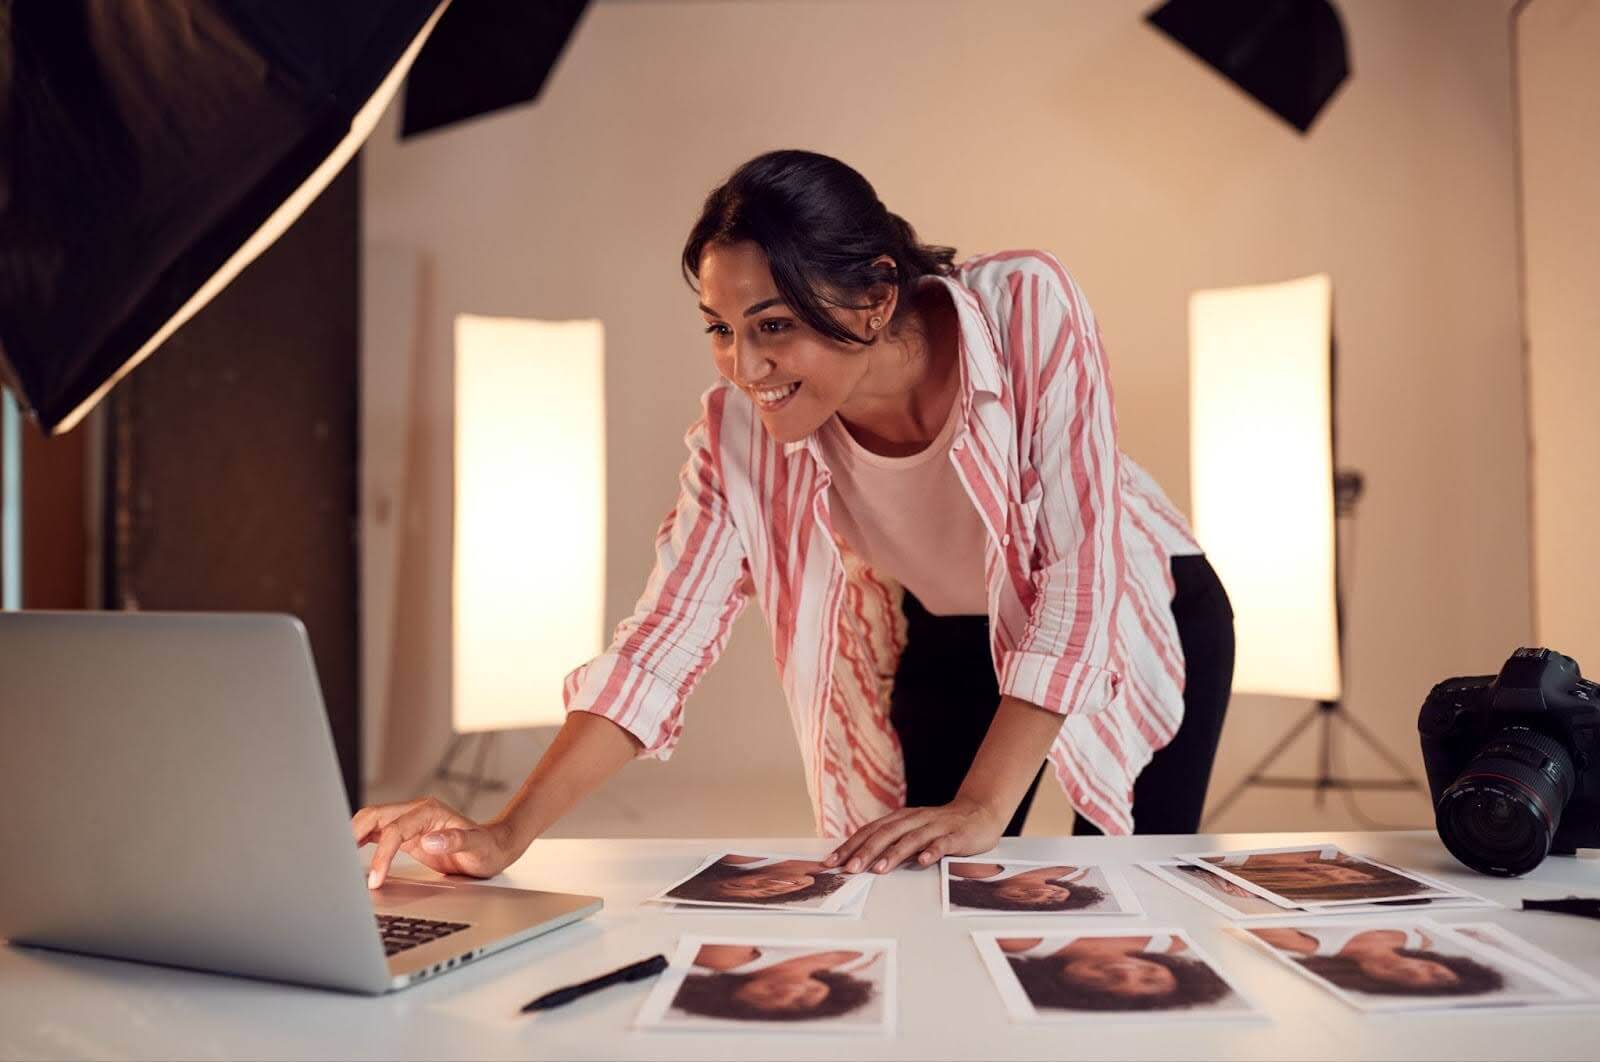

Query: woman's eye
[704,320,790,337]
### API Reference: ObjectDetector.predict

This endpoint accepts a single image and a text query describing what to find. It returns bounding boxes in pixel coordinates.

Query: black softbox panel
[0,1,440,434]
[1147,0,1350,135]
[0,0,590,437]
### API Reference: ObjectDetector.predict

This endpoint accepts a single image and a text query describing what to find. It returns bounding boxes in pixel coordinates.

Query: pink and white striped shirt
[563,249,1202,836]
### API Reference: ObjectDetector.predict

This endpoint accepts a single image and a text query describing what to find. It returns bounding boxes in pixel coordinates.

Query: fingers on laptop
[351,798,430,847]
[363,801,459,888]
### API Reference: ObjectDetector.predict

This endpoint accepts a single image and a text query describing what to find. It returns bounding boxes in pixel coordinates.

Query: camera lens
[1435,727,1575,876]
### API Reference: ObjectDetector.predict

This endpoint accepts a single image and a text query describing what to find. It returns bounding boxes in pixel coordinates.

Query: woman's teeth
[755,381,800,407]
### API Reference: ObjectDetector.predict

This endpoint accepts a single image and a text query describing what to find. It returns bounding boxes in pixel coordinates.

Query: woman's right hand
[351,796,522,889]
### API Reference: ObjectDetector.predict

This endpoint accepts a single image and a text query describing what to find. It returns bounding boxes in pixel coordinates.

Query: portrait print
[972,929,1259,1023]
[1145,859,1491,921]
[648,853,869,913]
[1451,923,1600,1001]
[636,936,895,1033]
[943,859,1141,916]
[1180,845,1454,908]
[1233,919,1585,1012]
[1140,860,1288,919]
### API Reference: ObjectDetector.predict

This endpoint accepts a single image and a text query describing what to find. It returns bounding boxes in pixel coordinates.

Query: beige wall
[1518,0,1600,672]
[362,0,1532,835]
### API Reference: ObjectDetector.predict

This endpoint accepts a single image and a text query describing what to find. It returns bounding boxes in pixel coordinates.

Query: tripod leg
[1333,708,1424,789]
[1202,702,1324,827]
[432,733,466,789]
[465,732,495,813]
[1316,703,1334,808]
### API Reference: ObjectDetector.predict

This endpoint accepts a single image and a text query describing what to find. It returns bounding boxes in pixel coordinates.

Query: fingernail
[846,860,860,873]
[823,853,837,865]
[367,869,380,889]
[873,859,887,872]
[422,834,446,853]
[919,852,932,864]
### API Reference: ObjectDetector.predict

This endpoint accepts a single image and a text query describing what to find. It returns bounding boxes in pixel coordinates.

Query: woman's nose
[734,343,772,385]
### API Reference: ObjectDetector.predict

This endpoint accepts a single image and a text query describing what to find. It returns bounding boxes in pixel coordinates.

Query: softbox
[1146,0,1350,135]
[0,0,590,437]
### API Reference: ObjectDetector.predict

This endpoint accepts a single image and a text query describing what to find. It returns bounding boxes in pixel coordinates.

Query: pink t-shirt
[817,393,989,617]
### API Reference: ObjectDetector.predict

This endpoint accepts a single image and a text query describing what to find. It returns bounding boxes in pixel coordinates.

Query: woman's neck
[835,282,962,456]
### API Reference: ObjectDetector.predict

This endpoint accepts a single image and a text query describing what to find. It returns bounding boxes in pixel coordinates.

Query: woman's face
[714,871,816,900]
[1062,956,1176,997]
[698,240,874,445]
[995,881,1073,906]
[1358,953,1460,989]
[734,973,829,1011]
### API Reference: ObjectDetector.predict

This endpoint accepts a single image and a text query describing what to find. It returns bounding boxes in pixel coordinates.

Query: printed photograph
[658,880,869,919]
[972,929,1259,1023]
[1181,845,1454,907]
[648,853,868,913]
[1140,860,1288,919]
[1452,923,1600,1000]
[1234,919,1584,1011]
[1142,860,1492,921]
[635,936,895,1033]
[943,859,1141,916]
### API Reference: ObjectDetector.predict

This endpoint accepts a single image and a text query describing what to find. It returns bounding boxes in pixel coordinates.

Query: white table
[3,830,1598,1061]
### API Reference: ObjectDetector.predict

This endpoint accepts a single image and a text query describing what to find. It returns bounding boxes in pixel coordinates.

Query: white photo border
[1176,844,1455,909]
[940,857,1144,918]
[970,926,1266,1024]
[1224,916,1585,1013]
[643,852,873,914]
[635,934,898,1035]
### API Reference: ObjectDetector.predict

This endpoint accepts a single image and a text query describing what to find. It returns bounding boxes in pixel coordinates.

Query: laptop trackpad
[372,879,459,910]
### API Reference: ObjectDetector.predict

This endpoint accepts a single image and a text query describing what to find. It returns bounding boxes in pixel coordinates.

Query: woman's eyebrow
[699,297,786,318]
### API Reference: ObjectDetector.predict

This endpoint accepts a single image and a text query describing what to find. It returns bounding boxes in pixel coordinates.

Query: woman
[354,149,1235,888]
[947,861,1107,912]
[1248,927,1504,997]
[672,944,879,1022]
[998,934,1231,1012]
[667,854,849,906]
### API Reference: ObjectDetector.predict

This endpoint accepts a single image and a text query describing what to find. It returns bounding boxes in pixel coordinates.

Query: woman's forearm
[489,709,642,852]
[955,694,1065,823]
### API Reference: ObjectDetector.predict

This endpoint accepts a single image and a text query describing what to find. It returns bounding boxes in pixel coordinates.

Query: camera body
[1419,647,1600,874]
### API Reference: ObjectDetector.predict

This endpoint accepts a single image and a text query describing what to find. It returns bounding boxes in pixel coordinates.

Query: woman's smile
[752,381,802,410]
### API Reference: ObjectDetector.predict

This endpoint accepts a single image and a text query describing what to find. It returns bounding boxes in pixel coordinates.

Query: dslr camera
[1418,647,1599,876]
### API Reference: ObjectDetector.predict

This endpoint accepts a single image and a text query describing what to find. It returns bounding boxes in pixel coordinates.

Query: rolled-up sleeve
[561,387,753,759]
[996,261,1125,718]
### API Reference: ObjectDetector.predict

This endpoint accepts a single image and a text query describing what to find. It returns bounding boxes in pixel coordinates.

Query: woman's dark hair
[1008,953,1233,1012]
[665,860,850,906]
[948,878,1107,912]
[1234,859,1434,902]
[672,970,874,1022]
[1297,951,1505,997]
[681,150,958,346]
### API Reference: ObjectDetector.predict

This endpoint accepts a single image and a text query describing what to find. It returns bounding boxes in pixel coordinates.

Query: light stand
[428,732,508,817]
[1202,334,1426,827]
[1,387,21,610]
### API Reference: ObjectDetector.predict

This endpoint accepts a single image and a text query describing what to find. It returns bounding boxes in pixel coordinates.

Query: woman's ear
[867,255,900,325]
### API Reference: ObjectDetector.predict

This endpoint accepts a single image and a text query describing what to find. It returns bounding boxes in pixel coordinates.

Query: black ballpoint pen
[520,953,670,1013]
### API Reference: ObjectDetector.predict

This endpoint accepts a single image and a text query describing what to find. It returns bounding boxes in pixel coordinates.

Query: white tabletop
[4,830,1598,1061]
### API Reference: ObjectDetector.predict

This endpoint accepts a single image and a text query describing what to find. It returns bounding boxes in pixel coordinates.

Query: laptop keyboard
[376,914,472,957]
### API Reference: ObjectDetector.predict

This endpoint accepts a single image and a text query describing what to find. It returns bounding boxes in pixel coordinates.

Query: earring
[869,316,883,329]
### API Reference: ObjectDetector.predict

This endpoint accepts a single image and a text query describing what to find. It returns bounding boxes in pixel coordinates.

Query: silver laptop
[0,611,601,994]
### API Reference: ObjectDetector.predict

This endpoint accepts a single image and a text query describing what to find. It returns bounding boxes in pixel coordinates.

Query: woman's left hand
[822,795,1007,874]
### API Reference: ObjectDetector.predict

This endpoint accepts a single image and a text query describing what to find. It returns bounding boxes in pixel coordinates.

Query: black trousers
[888,554,1235,836]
